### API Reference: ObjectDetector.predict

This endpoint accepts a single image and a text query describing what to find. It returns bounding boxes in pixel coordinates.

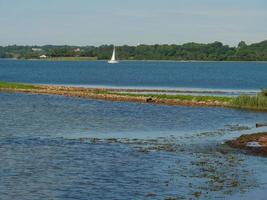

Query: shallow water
[1,92,267,199]
[1,92,267,139]
[1,57,267,199]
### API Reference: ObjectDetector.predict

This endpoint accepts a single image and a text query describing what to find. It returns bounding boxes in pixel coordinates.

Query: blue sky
[0,0,266,46]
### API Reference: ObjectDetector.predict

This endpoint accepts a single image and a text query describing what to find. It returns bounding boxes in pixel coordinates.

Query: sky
[0,0,266,46]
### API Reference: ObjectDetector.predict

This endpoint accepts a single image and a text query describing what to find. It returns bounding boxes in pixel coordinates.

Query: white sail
[108,46,119,64]
[111,48,116,61]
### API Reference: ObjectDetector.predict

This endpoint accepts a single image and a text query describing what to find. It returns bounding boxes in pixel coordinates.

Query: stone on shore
[227,133,267,156]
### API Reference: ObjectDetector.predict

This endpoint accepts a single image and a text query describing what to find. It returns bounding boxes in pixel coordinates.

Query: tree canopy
[1,40,267,61]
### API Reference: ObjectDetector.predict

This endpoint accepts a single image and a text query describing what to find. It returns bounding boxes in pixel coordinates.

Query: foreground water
[1,92,267,199]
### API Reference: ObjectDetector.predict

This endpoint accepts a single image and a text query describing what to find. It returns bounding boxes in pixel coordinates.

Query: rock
[259,136,267,145]
[256,122,267,128]
[227,132,267,156]
[145,193,157,197]
[246,141,261,148]
[146,97,154,103]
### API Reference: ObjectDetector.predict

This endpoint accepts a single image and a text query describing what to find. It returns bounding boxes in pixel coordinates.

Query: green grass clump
[232,90,267,110]
[0,81,37,90]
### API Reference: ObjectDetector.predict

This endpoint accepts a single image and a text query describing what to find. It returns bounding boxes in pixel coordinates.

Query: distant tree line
[0,40,267,61]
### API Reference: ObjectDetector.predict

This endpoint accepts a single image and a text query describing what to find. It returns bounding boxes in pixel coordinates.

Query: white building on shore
[39,55,47,59]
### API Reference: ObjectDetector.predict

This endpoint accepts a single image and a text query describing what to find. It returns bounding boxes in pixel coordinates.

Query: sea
[0,60,267,199]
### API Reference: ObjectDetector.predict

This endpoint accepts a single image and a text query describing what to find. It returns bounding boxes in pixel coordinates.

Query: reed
[232,90,267,110]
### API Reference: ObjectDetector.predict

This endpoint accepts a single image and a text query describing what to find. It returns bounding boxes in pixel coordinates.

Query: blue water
[0,60,267,91]
[1,60,267,199]
[1,92,267,199]
[1,92,267,139]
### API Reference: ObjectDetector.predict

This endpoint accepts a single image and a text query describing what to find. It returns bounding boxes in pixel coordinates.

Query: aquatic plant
[232,90,267,110]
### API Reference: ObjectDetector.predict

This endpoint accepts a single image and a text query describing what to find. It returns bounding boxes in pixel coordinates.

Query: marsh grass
[0,82,37,90]
[232,90,267,110]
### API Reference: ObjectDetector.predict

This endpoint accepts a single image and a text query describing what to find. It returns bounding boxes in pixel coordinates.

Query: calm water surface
[0,60,267,92]
[1,92,267,199]
[1,60,267,199]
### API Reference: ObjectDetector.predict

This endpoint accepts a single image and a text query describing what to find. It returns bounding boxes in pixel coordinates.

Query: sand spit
[0,85,231,108]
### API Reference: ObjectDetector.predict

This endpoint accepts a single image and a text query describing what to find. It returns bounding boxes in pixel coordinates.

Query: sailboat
[108,46,119,64]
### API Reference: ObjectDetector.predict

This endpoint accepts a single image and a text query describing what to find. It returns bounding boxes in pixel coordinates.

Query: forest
[0,40,267,61]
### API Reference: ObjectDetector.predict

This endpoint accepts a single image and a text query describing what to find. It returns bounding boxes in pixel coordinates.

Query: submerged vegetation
[1,39,267,61]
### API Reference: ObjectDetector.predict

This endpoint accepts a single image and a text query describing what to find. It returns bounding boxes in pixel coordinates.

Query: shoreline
[1,81,267,111]
[0,83,232,108]
[1,58,267,63]
[2,81,267,157]
[35,84,260,95]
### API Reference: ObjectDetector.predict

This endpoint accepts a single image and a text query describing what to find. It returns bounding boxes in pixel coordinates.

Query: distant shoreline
[1,58,267,63]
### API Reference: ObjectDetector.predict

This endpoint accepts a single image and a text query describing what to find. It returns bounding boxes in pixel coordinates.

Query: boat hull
[108,60,119,64]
